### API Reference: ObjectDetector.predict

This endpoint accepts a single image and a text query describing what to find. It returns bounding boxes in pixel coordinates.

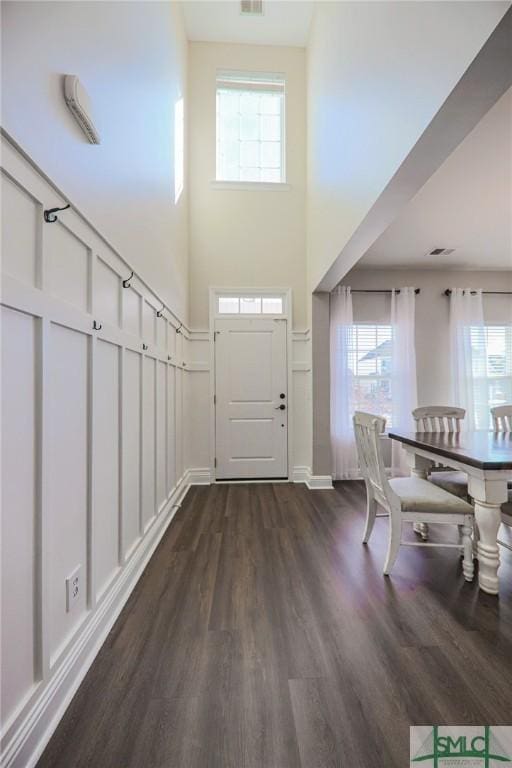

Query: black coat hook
[168,354,172,361]
[122,271,133,288]
[142,343,148,351]
[156,304,164,318]
[93,320,102,331]
[44,204,70,223]
[176,323,183,334]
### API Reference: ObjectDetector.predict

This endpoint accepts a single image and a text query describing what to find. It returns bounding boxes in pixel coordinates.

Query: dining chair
[499,496,512,552]
[491,404,512,431]
[411,406,469,541]
[491,404,512,551]
[353,411,475,579]
[412,406,469,499]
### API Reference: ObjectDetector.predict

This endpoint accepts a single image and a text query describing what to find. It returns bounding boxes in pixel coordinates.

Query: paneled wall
[1,133,315,768]
[0,134,191,768]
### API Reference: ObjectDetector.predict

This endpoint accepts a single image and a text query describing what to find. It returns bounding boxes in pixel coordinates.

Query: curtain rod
[443,289,512,296]
[349,288,420,295]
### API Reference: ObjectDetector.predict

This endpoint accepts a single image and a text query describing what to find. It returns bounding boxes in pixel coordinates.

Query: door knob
[275,404,286,410]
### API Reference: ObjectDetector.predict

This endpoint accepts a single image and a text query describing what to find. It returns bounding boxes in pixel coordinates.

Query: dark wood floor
[37,482,512,768]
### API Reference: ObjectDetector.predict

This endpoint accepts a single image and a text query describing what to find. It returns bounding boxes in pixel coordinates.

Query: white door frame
[209,287,293,482]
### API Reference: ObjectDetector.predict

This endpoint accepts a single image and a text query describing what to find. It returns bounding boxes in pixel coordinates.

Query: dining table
[388,429,512,595]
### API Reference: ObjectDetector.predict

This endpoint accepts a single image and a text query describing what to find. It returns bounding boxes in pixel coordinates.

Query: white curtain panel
[330,286,359,479]
[450,288,487,430]
[391,287,418,476]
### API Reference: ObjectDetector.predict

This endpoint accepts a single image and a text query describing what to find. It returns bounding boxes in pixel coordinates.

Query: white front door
[214,317,288,479]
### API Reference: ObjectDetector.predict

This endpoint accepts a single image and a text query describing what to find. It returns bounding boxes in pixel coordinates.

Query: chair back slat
[412,406,465,433]
[353,411,391,510]
[491,404,512,431]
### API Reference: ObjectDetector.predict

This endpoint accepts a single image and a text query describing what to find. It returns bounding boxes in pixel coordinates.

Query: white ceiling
[181,0,314,47]
[359,86,512,271]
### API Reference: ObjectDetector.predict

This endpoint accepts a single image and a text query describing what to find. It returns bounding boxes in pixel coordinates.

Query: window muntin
[217,295,284,315]
[347,324,393,427]
[471,325,512,429]
[216,70,285,183]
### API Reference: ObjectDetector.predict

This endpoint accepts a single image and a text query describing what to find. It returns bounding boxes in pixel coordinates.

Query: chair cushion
[389,476,474,514]
[428,470,468,499]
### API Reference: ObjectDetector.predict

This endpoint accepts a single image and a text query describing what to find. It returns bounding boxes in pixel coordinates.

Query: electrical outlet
[66,565,82,612]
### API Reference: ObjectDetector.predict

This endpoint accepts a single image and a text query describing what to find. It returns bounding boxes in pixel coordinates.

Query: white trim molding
[210,180,290,192]
[292,466,334,490]
[306,473,334,490]
[185,468,212,485]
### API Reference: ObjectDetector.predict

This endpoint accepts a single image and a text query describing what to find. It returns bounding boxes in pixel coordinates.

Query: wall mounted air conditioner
[63,75,100,144]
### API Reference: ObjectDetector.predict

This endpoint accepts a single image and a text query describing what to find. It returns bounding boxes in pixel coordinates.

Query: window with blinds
[216,70,285,183]
[348,324,393,426]
[471,325,512,429]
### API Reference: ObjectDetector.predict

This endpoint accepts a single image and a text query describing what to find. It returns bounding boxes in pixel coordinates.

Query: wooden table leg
[469,477,507,595]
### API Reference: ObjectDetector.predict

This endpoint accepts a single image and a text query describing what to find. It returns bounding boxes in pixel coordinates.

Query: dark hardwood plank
[37,481,512,768]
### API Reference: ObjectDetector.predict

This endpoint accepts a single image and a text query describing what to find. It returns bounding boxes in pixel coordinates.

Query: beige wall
[306,2,509,302]
[1,1,189,320]
[188,41,307,329]
[342,268,512,406]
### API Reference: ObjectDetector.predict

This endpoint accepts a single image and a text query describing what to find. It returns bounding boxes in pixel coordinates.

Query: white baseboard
[306,473,334,490]
[1,479,191,768]
[185,467,212,485]
[292,466,334,490]
[292,465,310,483]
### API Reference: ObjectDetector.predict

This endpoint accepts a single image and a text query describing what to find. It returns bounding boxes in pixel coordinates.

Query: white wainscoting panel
[122,349,142,558]
[0,131,317,768]
[45,222,90,313]
[167,365,177,495]
[48,323,89,665]
[1,307,38,724]
[0,134,200,768]
[1,172,40,288]
[95,258,121,329]
[94,339,121,600]
[142,356,157,530]
[156,361,167,511]
[122,286,141,338]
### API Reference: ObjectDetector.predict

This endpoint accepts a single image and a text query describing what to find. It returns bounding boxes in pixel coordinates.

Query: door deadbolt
[280,393,286,399]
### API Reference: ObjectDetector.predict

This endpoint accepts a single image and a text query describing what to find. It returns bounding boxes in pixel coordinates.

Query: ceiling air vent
[241,0,263,15]
[428,247,455,256]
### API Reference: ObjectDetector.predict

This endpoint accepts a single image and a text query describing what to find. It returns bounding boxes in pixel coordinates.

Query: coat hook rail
[43,204,70,223]
[156,304,164,318]
[122,271,134,289]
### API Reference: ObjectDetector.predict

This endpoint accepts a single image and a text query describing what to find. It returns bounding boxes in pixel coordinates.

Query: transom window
[217,295,284,315]
[216,70,285,184]
[471,325,512,429]
[347,324,393,426]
